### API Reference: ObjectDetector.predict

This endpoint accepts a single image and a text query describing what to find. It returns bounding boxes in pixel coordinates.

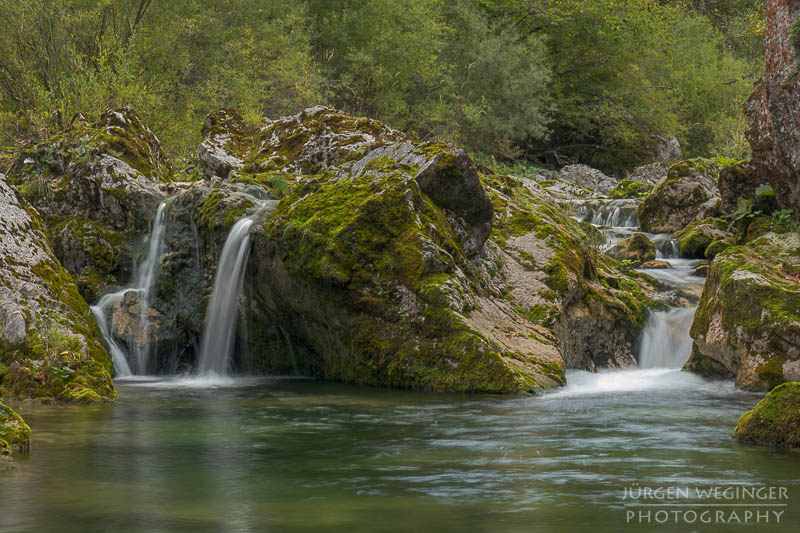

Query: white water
[638,307,696,368]
[131,202,169,372]
[91,201,169,375]
[569,195,706,390]
[197,201,276,376]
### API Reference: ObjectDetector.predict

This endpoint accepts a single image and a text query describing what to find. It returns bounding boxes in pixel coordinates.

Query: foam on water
[545,368,727,398]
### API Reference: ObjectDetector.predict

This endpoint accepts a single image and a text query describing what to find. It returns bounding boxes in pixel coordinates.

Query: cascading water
[568,194,705,389]
[91,200,169,375]
[197,201,277,376]
[131,202,169,372]
[637,307,696,368]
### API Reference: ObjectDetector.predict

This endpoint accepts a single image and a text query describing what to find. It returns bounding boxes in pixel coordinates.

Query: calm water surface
[1,370,798,532]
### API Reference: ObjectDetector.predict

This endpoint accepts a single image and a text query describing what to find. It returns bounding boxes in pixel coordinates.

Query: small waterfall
[91,200,169,375]
[572,199,640,228]
[197,201,276,375]
[638,308,696,369]
[91,292,131,377]
[131,202,168,372]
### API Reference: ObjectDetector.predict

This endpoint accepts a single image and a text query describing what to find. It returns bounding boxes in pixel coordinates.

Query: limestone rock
[638,159,721,233]
[641,260,671,269]
[687,232,800,390]
[9,108,167,302]
[606,234,656,266]
[732,382,800,447]
[559,164,617,196]
[625,162,669,187]
[745,1,800,210]
[0,173,115,402]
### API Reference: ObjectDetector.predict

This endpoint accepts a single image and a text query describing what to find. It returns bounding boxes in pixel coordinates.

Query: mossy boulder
[0,174,115,402]
[7,107,168,303]
[608,179,654,199]
[484,176,659,371]
[732,382,800,447]
[638,159,721,233]
[674,218,731,259]
[606,233,657,266]
[687,232,800,390]
[192,107,660,385]
[0,401,31,452]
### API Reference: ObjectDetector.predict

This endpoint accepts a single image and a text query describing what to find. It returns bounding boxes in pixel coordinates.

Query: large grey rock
[559,164,617,195]
[687,232,800,391]
[0,173,115,402]
[638,159,721,233]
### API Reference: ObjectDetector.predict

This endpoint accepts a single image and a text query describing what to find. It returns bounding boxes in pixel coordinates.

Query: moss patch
[733,382,800,447]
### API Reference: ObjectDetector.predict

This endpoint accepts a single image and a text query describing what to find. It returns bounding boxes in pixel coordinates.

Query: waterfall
[91,200,169,375]
[638,307,696,369]
[91,292,131,377]
[197,201,276,375]
[131,202,169,372]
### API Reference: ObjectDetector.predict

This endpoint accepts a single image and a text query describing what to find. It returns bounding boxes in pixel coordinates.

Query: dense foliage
[0,0,764,171]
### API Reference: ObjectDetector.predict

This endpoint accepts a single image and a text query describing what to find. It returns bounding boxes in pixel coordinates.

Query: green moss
[0,402,31,452]
[608,179,653,199]
[733,382,800,447]
[704,238,732,260]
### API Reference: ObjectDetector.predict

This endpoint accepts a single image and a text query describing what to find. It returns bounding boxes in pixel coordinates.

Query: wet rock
[694,263,710,277]
[641,260,671,269]
[687,232,800,390]
[606,233,656,266]
[0,401,31,453]
[745,1,800,210]
[638,159,721,233]
[674,218,731,259]
[732,382,800,447]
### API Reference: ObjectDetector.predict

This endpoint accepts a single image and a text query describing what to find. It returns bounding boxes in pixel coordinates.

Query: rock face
[745,0,800,210]
[638,159,721,233]
[9,107,167,301]
[606,234,656,266]
[733,382,800,447]
[687,232,800,390]
[0,173,115,402]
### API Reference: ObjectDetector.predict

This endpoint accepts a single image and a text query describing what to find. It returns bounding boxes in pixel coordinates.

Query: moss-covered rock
[686,232,800,390]
[608,179,654,199]
[193,106,660,387]
[0,401,31,452]
[732,382,800,447]
[0,173,115,402]
[606,233,656,266]
[638,159,721,233]
[674,218,730,259]
[7,108,168,303]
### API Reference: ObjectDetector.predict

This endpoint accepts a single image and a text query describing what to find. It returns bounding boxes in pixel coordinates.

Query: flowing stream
[7,198,797,532]
[91,201,169,375]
